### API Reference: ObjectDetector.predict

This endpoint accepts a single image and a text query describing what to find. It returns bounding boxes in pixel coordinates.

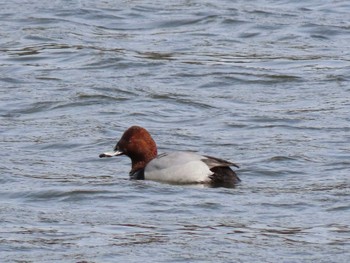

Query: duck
[99,126,240,187]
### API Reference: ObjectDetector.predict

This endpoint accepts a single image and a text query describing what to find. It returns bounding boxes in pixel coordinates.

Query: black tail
[209,166,241,188]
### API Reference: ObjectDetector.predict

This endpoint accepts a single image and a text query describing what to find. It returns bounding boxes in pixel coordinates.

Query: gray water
[1,0,349,262]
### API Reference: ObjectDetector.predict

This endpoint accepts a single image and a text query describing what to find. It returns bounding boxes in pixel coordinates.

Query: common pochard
[99,126,240,187]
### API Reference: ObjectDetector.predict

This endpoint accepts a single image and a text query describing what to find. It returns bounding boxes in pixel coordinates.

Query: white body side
[144,152,213,184]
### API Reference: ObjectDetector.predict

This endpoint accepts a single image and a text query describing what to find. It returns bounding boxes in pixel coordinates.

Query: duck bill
[99,150,124,158]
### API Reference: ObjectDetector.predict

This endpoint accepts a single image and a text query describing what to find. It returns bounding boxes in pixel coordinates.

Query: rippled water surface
[1,0,350,262]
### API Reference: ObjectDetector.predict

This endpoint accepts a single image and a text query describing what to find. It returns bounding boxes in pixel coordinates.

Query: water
[1,0,349,262]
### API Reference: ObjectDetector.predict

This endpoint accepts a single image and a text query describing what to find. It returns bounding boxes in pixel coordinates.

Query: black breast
[130,169,145,180]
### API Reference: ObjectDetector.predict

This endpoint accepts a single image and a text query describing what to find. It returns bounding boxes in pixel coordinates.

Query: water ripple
[1,0,350,262]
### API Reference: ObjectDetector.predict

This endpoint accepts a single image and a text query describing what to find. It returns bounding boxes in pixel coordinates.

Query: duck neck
[131,155,155,173]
